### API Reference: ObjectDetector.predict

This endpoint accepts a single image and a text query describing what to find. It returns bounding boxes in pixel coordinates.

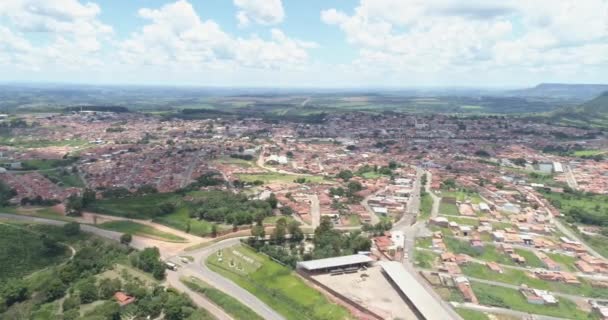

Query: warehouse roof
[296,254,373,271]
[379,261,456,320]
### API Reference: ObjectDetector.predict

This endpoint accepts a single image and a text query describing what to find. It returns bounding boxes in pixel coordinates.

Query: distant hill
[510,83,608,101]
[551,91,608,129]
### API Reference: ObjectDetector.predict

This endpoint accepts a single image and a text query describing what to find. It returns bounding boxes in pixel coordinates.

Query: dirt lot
[312,266,418,320]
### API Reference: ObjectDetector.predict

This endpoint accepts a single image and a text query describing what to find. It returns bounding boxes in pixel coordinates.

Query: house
[114,292,136,306]
[486,262,503,273]
[510,253,526,264]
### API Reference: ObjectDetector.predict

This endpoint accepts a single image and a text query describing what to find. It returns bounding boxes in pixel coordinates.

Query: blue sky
[0,0,607,87]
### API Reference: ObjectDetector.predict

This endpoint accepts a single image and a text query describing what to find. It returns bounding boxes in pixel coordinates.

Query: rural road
[0,213,282,320]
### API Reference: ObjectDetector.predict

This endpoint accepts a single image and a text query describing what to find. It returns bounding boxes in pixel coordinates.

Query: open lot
[312,266,418,320]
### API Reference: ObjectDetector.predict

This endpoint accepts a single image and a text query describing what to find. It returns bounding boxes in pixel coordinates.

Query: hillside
[552,91,608,129]
[510,83,608,101]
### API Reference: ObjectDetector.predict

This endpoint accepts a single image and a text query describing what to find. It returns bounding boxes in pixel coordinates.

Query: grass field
[419,192,433,221]
[439,199,460,215]
[472,282,589,319]
[455,308,489,320]
[181,276,264,320]
[98,220,186,242]
[414,249,438,269]
[440,190,482,204]
[236,172,327,184]
[43,170,85,188]
[88,193,180,219]
[153,206,226,237]
[206,245,353,320]
[572,149,606,157]
[444,237,544,268]
[462,263,608,299]
[0,223,71,281]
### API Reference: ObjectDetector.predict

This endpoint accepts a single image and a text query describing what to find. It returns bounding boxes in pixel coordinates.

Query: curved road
[167,238,285,320]
[0,213,284,320]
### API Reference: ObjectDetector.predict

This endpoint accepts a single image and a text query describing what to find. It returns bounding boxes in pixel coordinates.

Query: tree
[98,278,122,299]
[65,194,83,216]
[82,188,96,208]
[251,221,265,240]
[388,161,398,169]
[120,233,132,245]
[211,223,218,238]
[272,218,287,243]
[63,222,81,236]
[267,193,278,209]
[287,220,304,242]
[337,170,353,181]
[44,278,67,302]
[63,295,81,311]
[347,181,363,193]
[1,279,28,306]
[76,277,98,304]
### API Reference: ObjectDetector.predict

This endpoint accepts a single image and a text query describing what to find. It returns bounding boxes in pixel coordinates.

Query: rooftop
[296,254,373,271]
[379,261,456,320]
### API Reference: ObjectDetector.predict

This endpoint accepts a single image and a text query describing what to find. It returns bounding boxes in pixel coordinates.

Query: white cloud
[321,0,608,81]
[233,0,284,27]
[120,0,314,71]
[0,0,112,70]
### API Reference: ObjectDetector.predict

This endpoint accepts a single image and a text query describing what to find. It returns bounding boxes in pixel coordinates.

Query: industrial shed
[296,254,373,274]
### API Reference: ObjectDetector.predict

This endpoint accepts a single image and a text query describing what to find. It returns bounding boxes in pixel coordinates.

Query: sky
[0,0,607,87]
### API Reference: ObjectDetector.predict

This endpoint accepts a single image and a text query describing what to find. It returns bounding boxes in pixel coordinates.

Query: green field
[419,192,433,221]
[439,199,460,215]
[43,170,85,188]
[472,282,589,319]
[88,193,180,219]
[236,172,327,184]
[181,276,264,320]
[440,190,482,204]
[572,149,606,157]
[206,245,353,320]
[98,220,186,242]
[444,237,544,268]
[414,249,438,269]
[0,223,71,281]
[153,206,225,237]
[462,263,608,299]
[455,308,489,320]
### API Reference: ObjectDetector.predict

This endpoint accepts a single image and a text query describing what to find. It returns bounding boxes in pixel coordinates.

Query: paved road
[166,270,233,320]
[168,238,285,320]
[361,186,385,225]
[564,165,579,190]
[451,302,570,320]
[309,194,320,229]
[0,213,260,320]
